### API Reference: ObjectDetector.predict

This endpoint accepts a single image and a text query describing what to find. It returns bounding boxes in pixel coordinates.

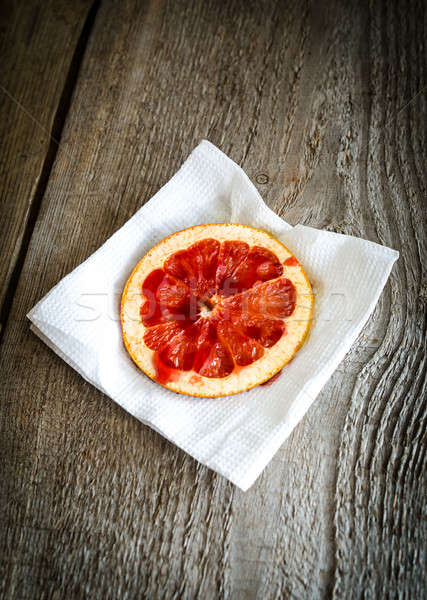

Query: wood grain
[0,0,425,598]
[0,0,93,330]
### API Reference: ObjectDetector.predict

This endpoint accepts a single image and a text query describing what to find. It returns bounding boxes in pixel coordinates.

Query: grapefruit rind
[121,224,313,397]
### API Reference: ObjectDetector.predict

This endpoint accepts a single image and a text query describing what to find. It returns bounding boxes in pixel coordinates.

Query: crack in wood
[0,0,100,345]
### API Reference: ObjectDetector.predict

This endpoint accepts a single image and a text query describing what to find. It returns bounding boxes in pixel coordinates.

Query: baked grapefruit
[121,224,313,397]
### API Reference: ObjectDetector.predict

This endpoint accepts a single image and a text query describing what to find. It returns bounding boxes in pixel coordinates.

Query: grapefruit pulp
[121,224,313,397]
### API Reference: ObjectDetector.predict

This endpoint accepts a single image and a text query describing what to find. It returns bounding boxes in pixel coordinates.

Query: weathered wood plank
[0,0,425,598]
[0,0,93,330]
[332,1,427,597]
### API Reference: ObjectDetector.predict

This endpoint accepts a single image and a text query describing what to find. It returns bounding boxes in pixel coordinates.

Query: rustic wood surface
[1,0,425,598]
[0,0,93,330]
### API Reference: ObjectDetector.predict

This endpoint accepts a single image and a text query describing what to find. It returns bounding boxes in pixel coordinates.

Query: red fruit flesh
[190,238,220,297]
[229,312,285,347]
[165,238,219,298]
[284,256,299,267]
[141,238,297,381]
[140,269,191,326]
[197,335,234,378]
[193,320,217,373]
[140,269,165,326]
[225,246,283,295]
[159,322,201,370]
[217,320,264,366]
[224,278,296,319]
[216,240,249,294]
[153,352,180,385]
[192,320,234,378]
[144,322,185,351]
[157,274,190,310]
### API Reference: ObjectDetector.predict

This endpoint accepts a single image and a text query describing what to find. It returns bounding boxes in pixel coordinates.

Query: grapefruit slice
[121,224,313,397]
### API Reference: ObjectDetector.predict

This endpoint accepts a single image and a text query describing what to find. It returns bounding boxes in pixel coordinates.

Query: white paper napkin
[28,140,399,490]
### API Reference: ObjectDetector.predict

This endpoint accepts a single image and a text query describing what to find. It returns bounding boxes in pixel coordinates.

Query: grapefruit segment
[157,274,190,311]
[153,352,180,385]
[165,238,219,298]
[197,340,234,378]
[164,249,195,287]
[159,322,201,371]
[226,246,283,295]
[143,321,185,351]
[217,320,264,366]
[216,240,249,296]
[121,223,313,397]
[140,268,165,326]
[192,320,234,378]
[141,269,195,326]
[229,312,285,348]
[189,238,220,297]
[225,278,296,319]
[193,319,216,372]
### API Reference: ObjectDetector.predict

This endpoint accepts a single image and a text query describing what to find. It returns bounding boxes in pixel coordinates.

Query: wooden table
[1,1,425,597]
